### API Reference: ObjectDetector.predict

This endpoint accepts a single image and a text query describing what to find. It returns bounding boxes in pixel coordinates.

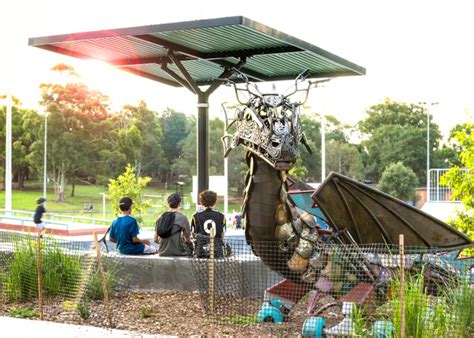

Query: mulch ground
[1,290,345,336]
[0,290,343,337]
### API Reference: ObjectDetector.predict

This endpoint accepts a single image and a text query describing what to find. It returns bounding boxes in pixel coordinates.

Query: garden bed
[0,290,313,336]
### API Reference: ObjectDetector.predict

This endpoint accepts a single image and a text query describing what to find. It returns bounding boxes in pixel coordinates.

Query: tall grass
[351,304,369,336]
[389,268,473,337]
[86,262,118,301]
[6,236,82,302]
[443,276,474,337]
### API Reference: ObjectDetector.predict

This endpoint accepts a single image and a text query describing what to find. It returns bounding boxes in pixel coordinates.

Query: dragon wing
[311,172,473,250]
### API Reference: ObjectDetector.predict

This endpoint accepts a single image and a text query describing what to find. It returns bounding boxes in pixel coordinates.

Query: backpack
[155,211,179,238]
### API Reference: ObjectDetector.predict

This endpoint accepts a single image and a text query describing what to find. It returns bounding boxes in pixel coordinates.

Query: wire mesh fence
[0,229,472,337]
[0,229,115,325]
[191,238,474,337]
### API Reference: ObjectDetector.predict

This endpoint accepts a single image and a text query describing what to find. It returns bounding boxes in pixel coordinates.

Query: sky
[1,0,473,137]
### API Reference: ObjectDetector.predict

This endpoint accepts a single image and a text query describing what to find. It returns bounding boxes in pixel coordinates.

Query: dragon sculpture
[221,70,473,332]
[221,70,328,283]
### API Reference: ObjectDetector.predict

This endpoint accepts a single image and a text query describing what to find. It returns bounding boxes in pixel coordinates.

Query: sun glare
[78,60,122,90]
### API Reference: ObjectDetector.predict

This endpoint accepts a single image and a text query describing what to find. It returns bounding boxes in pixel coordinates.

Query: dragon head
[223,84,314,171]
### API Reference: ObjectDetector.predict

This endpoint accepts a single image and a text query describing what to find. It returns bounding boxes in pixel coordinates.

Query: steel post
[197,93,209,201]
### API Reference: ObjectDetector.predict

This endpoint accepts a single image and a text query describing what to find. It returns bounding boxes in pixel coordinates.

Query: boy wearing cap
[109,197,157,255]
[155,193,193,256]
[33,197,47,235]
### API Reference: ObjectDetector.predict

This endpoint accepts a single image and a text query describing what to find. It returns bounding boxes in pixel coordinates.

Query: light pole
[5,94,12,212]
[100,193,106,219]
[318,80,330,182]
[43,110,48,202]
[321,115,326,181]
[39,106,49,205]
[418,101,438,202]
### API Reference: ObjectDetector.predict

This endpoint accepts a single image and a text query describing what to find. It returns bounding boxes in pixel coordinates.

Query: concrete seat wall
[104,254,282,296]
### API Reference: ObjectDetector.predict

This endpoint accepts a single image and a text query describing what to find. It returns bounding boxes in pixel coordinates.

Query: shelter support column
[197,92,210,200]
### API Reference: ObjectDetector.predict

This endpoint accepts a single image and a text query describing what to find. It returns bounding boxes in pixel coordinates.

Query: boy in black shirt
[191,190,226,258]
[34,197,46,235]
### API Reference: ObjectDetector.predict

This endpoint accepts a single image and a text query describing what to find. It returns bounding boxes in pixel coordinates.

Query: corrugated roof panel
[50,36,169,62]
[246,52,351,77]
[173,60,223,80]
[121,60,225,84]
[153,25,285,53]
[120,63,179,82]
[29,16,365,87]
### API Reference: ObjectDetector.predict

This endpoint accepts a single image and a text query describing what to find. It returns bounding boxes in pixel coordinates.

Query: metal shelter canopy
[29,16,366,196]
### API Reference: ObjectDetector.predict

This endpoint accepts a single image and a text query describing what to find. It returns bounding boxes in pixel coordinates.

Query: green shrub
[389,270,472,337]
[6,238,38,301]
[443,278,474,336]
[390,272,431,337]
[86,262,117,301]
[9,307,38,318]
[377,162,418,201]
[41,241,82,296]
[140,306,154,318]
[0,271,6,303]
[225,315,258,324]
[6,237,82,302]
[77,300,91,320]
[351,304,369,336]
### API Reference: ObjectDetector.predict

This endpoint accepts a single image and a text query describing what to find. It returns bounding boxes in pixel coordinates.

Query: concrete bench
[104,253,282,296]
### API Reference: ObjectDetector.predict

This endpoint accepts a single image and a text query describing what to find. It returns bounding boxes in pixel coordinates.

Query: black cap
[167,193,182,207]
[119,197,133,211]
[36,197,46,204]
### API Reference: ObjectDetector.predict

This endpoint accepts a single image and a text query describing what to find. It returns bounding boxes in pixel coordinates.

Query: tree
[294,112,364,182]
[0,100,42,189]
[32,64,110,201]
[13,108,42,188]
[440,120,474,243]
[159,108,191,182]
[298,113,322,182]
[325,140,364,180]
[227,147,247,195]
[116,125,144,170]
[107,164,151,224]
[289,158,308,179]
[363,125,427,182]
[359,99,442,184]
[118,101,164,177]
[377,162,419,201]
[169,115,196,181]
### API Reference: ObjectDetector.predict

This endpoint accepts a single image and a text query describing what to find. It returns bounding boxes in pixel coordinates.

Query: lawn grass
[0,181,243,228]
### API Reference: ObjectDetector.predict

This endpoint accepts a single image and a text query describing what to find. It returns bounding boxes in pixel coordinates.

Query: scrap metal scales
[28,16,365,198]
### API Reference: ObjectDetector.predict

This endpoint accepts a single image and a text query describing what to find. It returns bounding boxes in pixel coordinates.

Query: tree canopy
[377,162,419,201]
[440,119,474,242]
[359,98,443,184]
[1,65,465,208]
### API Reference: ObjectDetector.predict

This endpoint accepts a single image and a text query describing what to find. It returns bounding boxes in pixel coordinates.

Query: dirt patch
[0,291,319,336]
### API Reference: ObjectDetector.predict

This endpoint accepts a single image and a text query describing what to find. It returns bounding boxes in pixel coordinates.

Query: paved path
[0,317,176,338]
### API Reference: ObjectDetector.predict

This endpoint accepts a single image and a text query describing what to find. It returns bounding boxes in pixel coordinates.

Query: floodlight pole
[426,110,430,201]
[5,94,12,212]
[321,115,326,181]
[43,111,48,203]
[418,101,438,202]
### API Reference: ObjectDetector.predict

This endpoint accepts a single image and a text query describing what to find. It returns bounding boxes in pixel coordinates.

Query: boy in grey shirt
[155,193,193,256]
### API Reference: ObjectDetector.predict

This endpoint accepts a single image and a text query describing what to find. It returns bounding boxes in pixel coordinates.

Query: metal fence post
[209,224,216,336]
[399,234,405,338]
